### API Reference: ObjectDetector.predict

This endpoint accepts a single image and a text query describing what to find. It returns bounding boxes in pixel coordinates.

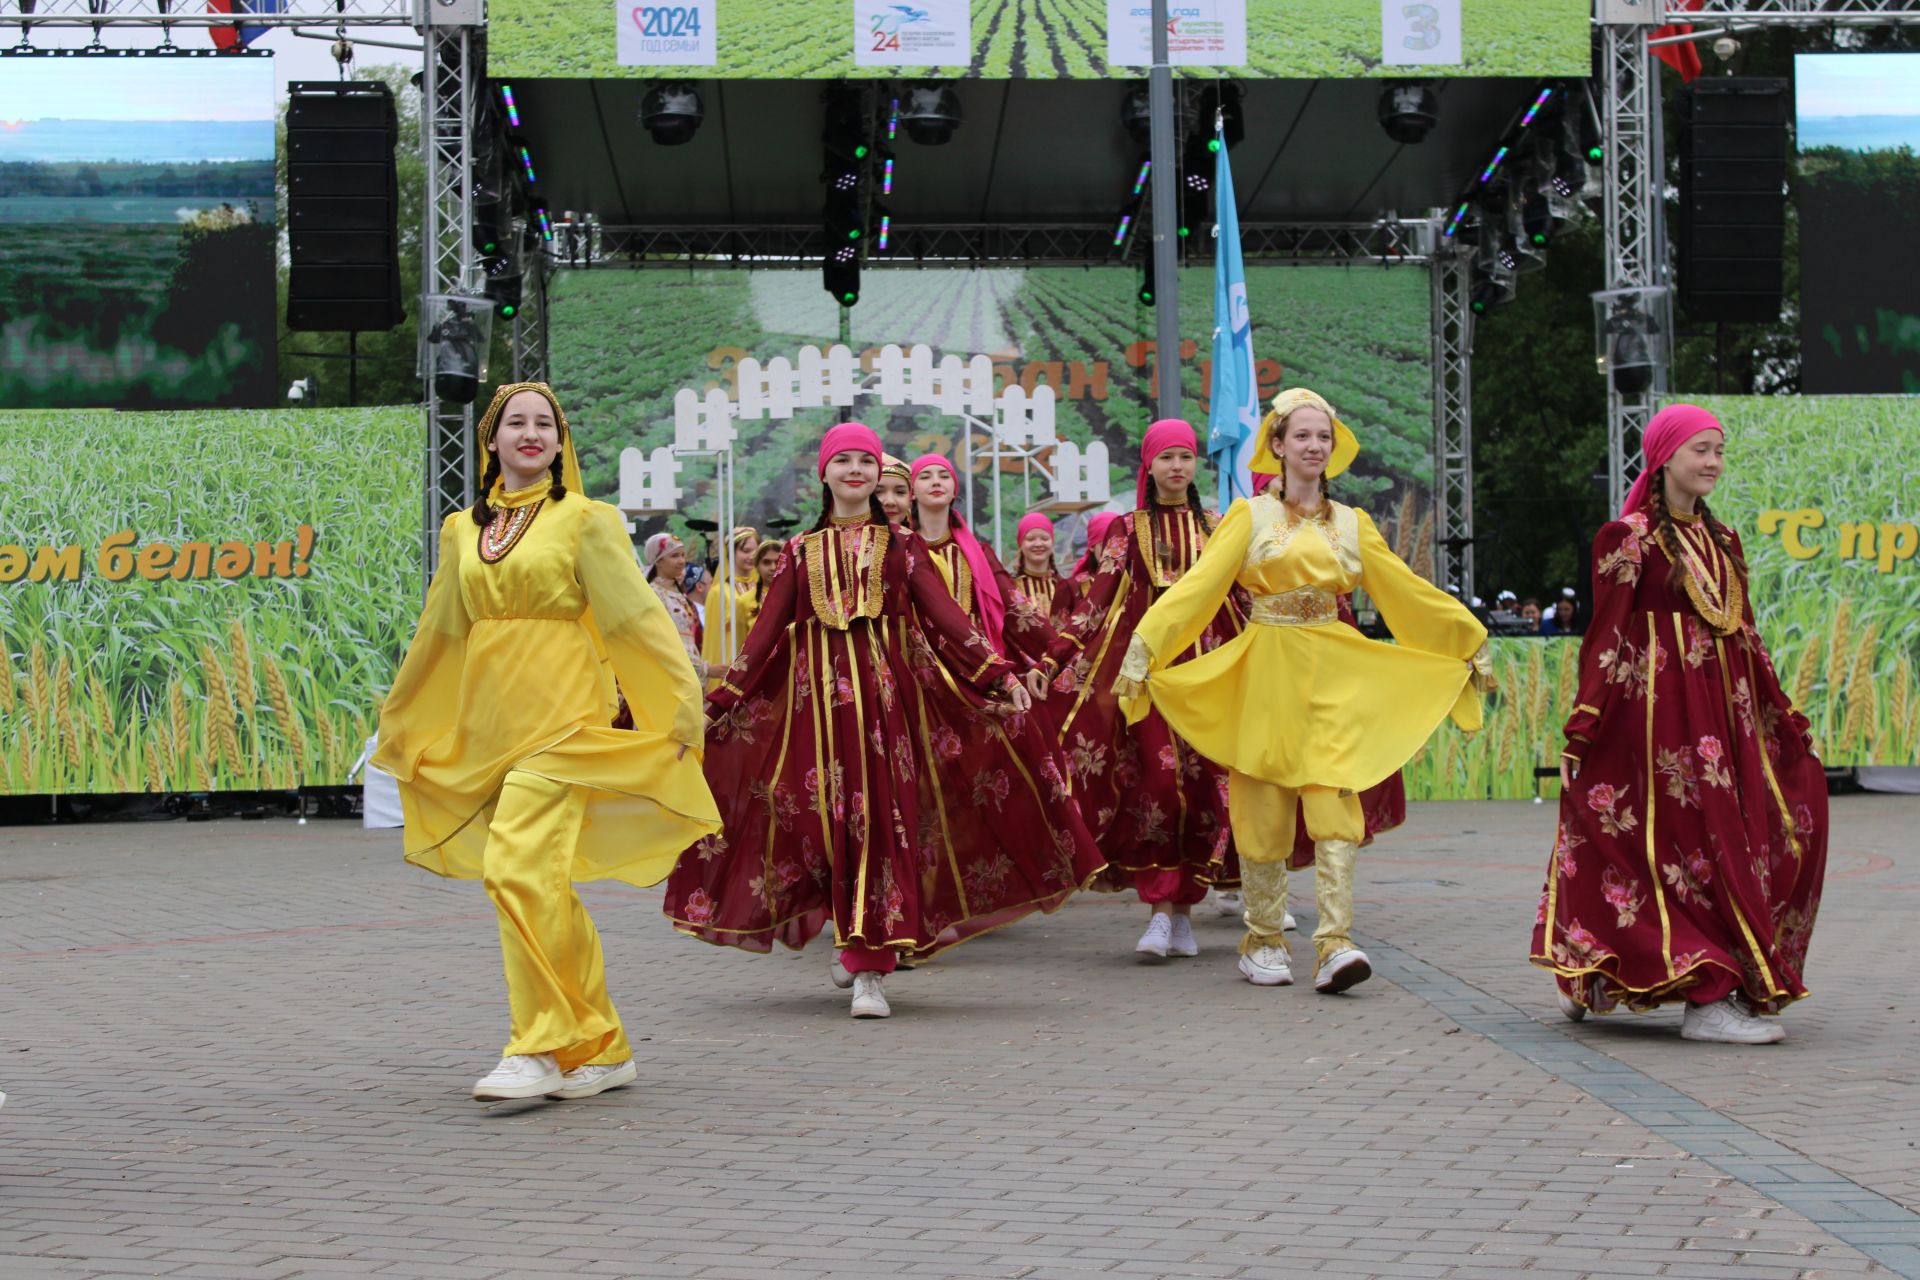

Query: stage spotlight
[1378,83,1439,145]
[898,82,962,146]
[640,81,704,146]
[1120,84,1152,145]
[1605,306,1656,395]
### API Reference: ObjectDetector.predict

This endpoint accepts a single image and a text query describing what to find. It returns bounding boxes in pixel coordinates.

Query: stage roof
[509,77,1546,229]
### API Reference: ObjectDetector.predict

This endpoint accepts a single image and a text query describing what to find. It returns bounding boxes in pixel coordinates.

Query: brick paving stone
[2,800,1916,1278]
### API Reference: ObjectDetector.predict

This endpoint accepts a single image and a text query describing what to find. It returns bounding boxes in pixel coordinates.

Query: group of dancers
[372,383,1828,1102]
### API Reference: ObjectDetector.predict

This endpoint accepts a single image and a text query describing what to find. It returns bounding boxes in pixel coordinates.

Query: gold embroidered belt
[1249,587,1338,627]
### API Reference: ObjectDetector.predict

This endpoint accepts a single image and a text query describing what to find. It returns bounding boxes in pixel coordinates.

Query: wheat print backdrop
[0,407,423,795]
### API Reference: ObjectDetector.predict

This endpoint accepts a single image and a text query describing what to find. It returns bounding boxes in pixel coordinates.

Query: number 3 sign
[1381,0,1460,66]
[616,0,717,66]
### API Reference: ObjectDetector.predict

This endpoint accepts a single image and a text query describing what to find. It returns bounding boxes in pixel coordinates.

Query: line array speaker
[286,81,404,333]
[1677,77,1788,324]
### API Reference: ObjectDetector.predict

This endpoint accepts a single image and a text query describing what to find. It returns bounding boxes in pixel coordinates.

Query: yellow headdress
[879,452,911,481]
[1249,387,1360,480]
[476,381,585,495]
[730,525,760,548]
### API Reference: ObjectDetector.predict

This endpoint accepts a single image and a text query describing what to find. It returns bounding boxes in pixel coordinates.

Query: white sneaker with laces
[548,1059,637,1099]
[828,954,854,989]
[851,971,891,1019]
[472,1053,563,1101]
[1238,945,1294,986]
[1681,996,1784,1044]
[1314,947,1373,994]
[1210,890,1244,918]
[1283,912,1298,932]
[1557,989,1588,1022]
[1135,914,1173,958]
[1167,914,1200,957]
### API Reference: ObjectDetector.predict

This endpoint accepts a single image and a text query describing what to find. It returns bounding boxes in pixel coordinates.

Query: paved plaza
[2,796,1917,1280]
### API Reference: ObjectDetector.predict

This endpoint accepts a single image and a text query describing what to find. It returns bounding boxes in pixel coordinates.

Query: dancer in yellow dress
[700,526,760,688]
[374,382,721,1100]
[1115,389,1492,992]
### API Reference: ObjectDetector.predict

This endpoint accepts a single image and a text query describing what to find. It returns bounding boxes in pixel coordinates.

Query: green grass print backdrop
[0,408,423,795]
[548,264,1436,569]
[490,0,1588,79]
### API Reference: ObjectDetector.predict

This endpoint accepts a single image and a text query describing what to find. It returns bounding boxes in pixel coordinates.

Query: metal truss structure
[564,221,1434,270]
[1599,0,1920,512]
[420,22,482,573]
[2,0,413,28]
[1598,20,1667,515]
[509,255,550,385]
[1430,247,1474,596]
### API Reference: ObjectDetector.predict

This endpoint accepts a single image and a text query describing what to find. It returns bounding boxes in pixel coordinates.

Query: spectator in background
[1539,595,1579,637]
[1519,598,1541,627]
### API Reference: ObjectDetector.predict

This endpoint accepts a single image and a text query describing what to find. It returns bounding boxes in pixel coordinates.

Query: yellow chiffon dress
[1118,492,1489,793]
[1116,491,1490,975]
[700,578,758,690]
[373,480,722,888]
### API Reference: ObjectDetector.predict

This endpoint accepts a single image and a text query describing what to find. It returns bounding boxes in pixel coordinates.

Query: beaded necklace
[478,499,543,564]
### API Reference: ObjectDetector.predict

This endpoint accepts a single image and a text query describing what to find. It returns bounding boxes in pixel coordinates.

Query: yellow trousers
[482,770,631,1069]
[1228,770,1364,974]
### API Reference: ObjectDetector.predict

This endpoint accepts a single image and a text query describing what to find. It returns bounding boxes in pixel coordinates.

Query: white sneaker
[1238,945,1294,986]
[828,954,854,989]
[1210,890,1244,918]
[1283,912,1298,932]
[1135,914,1173,958]
[851,972,891,1019]
[1681,996,1784,1044]
[1557,989,1588,1022]
[1314,947,1373,994]
[472,1053,563,1101]
[1167,914,1200,958]
[547,1059,637,1099]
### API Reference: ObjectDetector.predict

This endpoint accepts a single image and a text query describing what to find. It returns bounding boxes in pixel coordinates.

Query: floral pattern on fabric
[1534,518,1827,1014]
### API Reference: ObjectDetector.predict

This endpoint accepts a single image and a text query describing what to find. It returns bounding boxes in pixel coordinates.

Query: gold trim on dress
[1646,614,1675,978]
[1248,586,1338,627]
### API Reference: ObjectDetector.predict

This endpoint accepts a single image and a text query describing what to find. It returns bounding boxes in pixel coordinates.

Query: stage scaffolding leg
[1430,243,1473,598]
[510,255,549,384]
[1148,0,1181,422]
[1600,20,1667,515]
[420,21,481,578]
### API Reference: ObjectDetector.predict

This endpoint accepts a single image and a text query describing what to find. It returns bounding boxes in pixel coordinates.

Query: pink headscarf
[1073,512,1120,578]
[818,422,885,478]
[910,453,1007,652]
[1621,403,1724,518]
[1137,419,1199,507]
[1016,513,1055,544]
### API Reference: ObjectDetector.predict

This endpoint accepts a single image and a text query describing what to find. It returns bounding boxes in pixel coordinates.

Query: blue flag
[1206,120,1260,505]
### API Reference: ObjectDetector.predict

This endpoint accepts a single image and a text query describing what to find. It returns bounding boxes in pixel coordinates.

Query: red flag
[1653,0,1706,83]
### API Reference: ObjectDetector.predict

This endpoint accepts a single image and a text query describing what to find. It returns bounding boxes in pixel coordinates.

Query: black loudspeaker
[1677,78,1788,324]
[287,81,404,332]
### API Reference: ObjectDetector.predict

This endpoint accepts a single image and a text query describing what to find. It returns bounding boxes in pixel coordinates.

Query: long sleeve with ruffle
[578,505,706,752]
[1117,500,1252,700]
[1561,520,1641,763]
[705,541,798,715]
[906,537,1016,699]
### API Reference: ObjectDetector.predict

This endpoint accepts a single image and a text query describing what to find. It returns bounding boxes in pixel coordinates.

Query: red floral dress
[1531,511,1826,1013]
[1045,502,1245,890]
[922,533,1056,673]
[1017,569,1065,627]
[664,516,1104,958]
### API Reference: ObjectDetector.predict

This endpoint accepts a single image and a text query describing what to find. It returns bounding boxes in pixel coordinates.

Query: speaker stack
[286,81,404,333]
[1677,77,1789,324]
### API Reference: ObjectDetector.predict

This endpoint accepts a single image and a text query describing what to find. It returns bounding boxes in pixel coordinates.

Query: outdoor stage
[3,797,1917,1278]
